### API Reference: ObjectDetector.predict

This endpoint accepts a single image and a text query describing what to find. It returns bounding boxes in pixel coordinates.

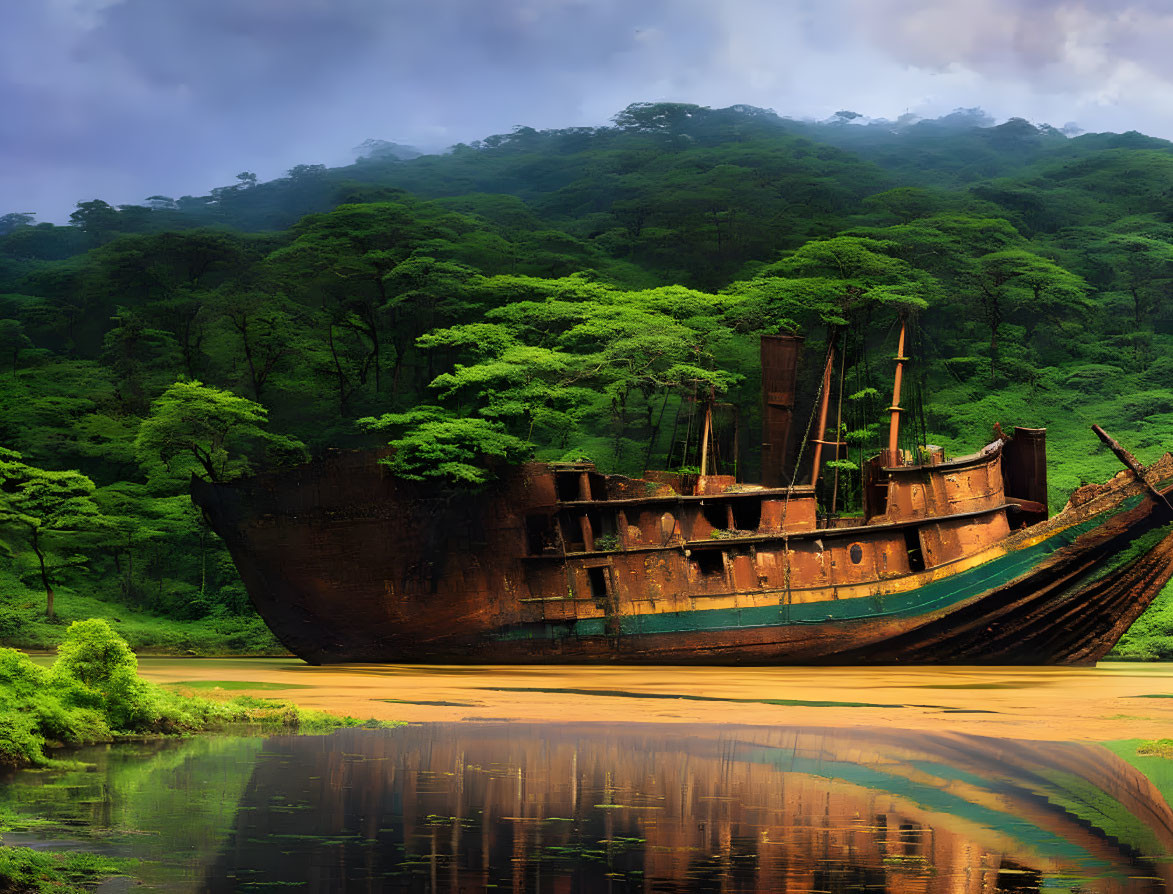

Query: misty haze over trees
[2,102,1172,658]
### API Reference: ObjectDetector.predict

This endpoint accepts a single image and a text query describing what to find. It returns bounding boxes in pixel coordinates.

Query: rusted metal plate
[761,335,803,487]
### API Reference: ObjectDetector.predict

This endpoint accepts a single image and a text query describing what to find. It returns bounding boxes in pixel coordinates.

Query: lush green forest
[2,102,1172,658]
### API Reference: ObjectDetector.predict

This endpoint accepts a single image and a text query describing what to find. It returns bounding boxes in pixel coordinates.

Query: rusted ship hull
[192,448,1173,666]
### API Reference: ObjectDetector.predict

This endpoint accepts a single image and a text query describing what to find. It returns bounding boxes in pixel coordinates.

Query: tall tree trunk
[327,324,351,414]
[32,529,53,621]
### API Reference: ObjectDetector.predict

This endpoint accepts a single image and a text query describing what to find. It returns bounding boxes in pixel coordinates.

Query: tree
[612,102,709,134]
[0,212,35,235]
[861,188,944,223]
[286,164,327,181]
[0,448,106,619]
[969,250,1088,379]
[210,289,300,400]
[101,309,180,414]
[134,380,306,483]
[0,320,32,375]
[1080,232,1173,364]
[730,236,934,333]
[379,274,744,478]
[68,200,120,239]
[359,407,532,487]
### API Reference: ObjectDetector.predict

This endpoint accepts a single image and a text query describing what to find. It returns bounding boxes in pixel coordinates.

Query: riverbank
[129,657,1173,742]
[0,623,399,893]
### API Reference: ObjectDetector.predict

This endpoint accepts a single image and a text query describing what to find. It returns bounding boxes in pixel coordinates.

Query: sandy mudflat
[131,658,1173,740]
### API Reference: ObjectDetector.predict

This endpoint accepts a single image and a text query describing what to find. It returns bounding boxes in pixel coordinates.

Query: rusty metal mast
[886,317,908,466]
[809,340,836,485]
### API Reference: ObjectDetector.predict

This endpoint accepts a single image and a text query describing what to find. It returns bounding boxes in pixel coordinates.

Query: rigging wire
[782,334,832,615]
[830,330,847,515]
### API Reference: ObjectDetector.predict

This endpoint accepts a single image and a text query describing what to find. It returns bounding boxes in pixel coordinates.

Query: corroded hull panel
[192,451,1173,666]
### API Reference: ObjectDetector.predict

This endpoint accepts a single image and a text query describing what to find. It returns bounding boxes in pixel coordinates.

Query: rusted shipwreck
[194,330,1173,665]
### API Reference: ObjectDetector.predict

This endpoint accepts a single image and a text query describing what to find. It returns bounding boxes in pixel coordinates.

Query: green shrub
[1064,364,1125,394]
[0,618,396,771]
[0,712,47,766]
[1118,389,1173,422]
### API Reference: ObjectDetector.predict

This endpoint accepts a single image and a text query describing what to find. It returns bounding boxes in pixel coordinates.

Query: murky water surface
[3,721,1172,893]
[129,658,1173,739]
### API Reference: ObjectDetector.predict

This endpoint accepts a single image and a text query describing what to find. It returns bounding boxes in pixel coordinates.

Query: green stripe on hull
[738,746,1107,868]
[495,492,1158,643]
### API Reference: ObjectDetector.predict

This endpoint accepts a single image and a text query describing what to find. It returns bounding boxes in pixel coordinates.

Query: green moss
[0,846,134,894]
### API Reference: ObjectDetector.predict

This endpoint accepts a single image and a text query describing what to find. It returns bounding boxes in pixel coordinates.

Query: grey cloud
[7,0,1173,222]
[5,0,706,218]
[844,0,1173,80]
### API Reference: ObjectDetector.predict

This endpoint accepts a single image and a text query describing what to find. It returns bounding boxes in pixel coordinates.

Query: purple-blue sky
[7,0,1173,221]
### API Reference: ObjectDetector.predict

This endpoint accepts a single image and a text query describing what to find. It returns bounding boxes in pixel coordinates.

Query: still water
[3,722,1171,893]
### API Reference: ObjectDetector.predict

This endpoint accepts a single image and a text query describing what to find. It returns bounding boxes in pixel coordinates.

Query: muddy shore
[127,658,1173,741]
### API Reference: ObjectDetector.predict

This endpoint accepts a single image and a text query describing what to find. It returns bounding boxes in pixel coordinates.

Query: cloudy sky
[6,0,1173,221]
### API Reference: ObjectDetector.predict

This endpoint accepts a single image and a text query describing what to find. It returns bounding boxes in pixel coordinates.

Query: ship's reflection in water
[201,723,1171,893]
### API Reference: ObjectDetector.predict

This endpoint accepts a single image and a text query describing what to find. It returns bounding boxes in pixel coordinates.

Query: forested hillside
[2,103,1171,658]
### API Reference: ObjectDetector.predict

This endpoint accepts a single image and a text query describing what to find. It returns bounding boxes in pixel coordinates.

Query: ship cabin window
[693,549,725,577]
[559,514,583,551]
[587,509,613,542]
[904,528,925,572]
[525,514,556,555]
[849,543,864,565]
[555,472,581,502]
[701,503,727,532]
[587,473,607,501]
[587,565,610,600]
[730,499,761,532]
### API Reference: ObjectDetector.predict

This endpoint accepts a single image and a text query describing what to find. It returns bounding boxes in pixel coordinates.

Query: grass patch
[0,581,286,657]
[1136,739,1173,758]
[0,847,135,894]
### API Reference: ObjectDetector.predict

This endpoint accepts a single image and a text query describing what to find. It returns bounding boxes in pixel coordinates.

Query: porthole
[849,543,864,565]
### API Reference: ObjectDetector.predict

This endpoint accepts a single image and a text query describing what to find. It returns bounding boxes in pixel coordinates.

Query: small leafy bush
[1119,390,1173,422]
[1064,364,1125,394]
[0,618,397,770]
